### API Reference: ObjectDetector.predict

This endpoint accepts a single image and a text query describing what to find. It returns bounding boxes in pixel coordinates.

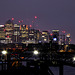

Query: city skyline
[0,0,75,44]
[0,19,71,45]
[0,0,75,74]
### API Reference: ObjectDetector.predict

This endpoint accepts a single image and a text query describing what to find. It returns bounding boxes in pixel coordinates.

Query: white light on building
[33,50,39,55]
[2,50,7,55]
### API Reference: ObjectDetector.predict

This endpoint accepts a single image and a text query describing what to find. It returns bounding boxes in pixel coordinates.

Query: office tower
[41,31,49,43]
[59,35,65,45]
[5,20,14,43]
[28,29,36,43]
[20,25,28,43]
[36,30,42,43]
[52,30,59,43]
[0,25,5,43]
[66,33,71,45]
[13,24,20,43]
[28,29,41,44]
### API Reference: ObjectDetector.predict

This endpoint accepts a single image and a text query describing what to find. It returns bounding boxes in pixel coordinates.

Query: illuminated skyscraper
[52,30,59,43]
[66,33,71,45]
[28,29,36,43]
[13,24,20,43]
[59,35,65,45]
[41,31,49,43]
[28,29,41,44]
[20,25,28,43]
[5,20,14,43]
[36,30,41,43]
[0,25,5,43]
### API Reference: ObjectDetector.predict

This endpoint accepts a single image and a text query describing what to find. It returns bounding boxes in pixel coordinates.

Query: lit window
[44,39,47,41]
[42,36,45,37]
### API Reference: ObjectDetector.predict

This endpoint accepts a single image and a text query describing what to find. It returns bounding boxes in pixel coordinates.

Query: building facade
[20,25,28,43]
[41,31,49,43]
[28,29,36,43]
[0,25,5,43]
[66,33,71,45]
[52,30,59,44]
[5,20,14,43]
[13,24,20,43]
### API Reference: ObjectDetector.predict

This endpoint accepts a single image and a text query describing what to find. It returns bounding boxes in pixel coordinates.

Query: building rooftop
[5,19,13,24]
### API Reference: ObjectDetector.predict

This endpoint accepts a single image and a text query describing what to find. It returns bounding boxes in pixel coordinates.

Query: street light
[73,56,75,61]
[33,50,39,55]
[2,50,7,55]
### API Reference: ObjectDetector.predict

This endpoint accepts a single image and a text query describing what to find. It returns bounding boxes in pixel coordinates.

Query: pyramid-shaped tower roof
[5,19,13,24]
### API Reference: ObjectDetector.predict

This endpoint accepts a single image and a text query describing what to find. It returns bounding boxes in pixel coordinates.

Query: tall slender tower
[66,33,71,45]
[52,30,59,44]
[13,24,20,43]
[5,20,14,43]
[41,31,49,43]
[0,25,5,43]
[20,25,28,43]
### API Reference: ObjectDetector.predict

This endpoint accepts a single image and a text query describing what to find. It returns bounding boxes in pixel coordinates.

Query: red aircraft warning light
[7,36,9,38]
[12,18,14,21]
[30,25,32,28]
[50,33,53,36]
[35,16,37,19]
[62,31,66,33]
[4,29,5,31]
[19,20,23,23]
[21,20,23,22]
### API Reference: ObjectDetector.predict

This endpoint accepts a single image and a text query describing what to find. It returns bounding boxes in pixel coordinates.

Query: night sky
[0,0,75,44]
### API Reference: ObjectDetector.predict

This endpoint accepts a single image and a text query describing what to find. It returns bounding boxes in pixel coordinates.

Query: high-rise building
[13,24,20,43]
[28,29,41,44]
[41,31,49,43]
[28,29,36,43]
[36,30,42,43]
[66,33,71,45]
[59,35,65,45]
[52,30,59,43]
[20,25,28,43]
[0,25,5,43]
[5,20,14,43]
